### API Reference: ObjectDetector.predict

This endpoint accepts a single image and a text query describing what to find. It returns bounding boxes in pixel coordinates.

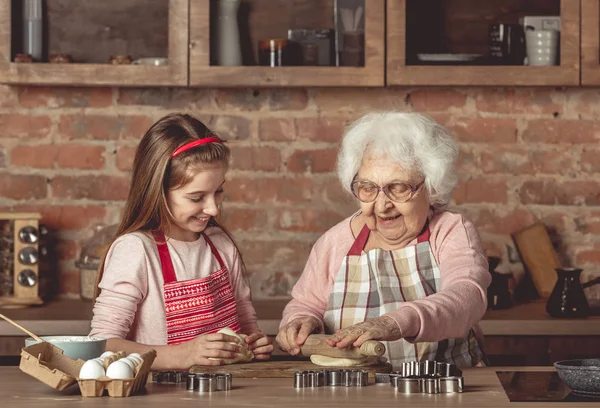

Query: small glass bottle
[258,39,290,67]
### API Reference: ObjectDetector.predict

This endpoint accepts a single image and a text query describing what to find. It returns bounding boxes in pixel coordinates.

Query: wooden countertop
[1,299,600,338]
[0,366,586,407]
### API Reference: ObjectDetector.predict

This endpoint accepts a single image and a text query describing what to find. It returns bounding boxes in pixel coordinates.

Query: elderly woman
[276,112,490,368]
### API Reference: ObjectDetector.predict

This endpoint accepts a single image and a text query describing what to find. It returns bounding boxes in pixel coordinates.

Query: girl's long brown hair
[94,113,242,298]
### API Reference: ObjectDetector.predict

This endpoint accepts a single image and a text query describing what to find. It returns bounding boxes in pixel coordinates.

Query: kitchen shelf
[0,0,188,86]
[188,0,385,87]
[386,0,580,86]
[581,0,600,85]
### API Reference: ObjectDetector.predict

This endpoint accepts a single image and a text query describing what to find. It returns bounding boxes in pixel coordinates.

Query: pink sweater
[280,211,491,343]
[90,227,259,345]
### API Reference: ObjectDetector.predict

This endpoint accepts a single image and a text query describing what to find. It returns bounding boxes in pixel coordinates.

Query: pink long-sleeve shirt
[90,227,259,345]
[280,211,491,343]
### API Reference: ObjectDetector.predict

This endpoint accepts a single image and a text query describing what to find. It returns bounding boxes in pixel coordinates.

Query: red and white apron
[152,231,241,345]
[323,223,484,368]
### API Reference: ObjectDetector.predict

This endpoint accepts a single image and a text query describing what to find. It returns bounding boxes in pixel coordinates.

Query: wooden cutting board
[189,359,392,379]
[512,222,560,298]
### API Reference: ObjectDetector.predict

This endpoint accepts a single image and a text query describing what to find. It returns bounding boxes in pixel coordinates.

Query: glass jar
[75,224,118,301]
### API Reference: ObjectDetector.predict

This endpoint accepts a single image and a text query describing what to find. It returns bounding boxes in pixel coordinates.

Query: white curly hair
[336,111,459,212]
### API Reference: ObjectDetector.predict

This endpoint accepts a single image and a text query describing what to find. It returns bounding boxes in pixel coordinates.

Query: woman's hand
[276,316,321,355]
[245,331,274,360]
[325,316,402,349]
[178,332,243,367]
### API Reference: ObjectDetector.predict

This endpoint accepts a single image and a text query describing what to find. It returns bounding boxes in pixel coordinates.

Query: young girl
[90,113,273,369]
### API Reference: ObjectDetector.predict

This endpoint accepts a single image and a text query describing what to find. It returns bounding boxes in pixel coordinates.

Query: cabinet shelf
[386,0,580,86]
[188,0,385,87]
[0,0,188,86]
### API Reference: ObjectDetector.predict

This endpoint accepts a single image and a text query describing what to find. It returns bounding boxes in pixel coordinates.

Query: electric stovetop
[497,371,600,403]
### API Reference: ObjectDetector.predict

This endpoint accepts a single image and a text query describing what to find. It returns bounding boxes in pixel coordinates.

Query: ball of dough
[209,327,254,364]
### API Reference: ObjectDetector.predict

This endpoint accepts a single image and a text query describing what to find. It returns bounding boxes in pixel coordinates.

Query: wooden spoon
[0,313,44,342]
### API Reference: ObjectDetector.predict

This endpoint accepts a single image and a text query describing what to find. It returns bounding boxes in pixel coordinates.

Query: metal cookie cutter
[439,376,464,393]
[294,369,369,388]
[344,370,368,387]
[192,373,233,392]
[327,370,345,386]
[153,370,185,384]
[379,361,465,394]
[294,370,326,388]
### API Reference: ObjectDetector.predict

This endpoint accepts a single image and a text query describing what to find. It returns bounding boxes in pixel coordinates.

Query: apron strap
[152,230,178,284]
[201,232,226,270]
[348,224,370,256]
[416,222,430,243]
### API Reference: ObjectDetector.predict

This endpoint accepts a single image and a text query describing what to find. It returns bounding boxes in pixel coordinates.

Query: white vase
[215,0,242,66]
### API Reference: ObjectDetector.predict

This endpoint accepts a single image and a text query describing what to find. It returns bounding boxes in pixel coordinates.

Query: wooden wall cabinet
[189,0,385,87]
[386,0,580,86]
[0,0,188,86]
[581,0,600,85]
[0,0,596,88]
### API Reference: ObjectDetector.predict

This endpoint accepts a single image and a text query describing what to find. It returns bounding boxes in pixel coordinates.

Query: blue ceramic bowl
[24,336,106,361]
[554,359,600,396]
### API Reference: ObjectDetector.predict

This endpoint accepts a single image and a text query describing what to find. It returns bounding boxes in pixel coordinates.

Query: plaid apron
[153,231,241,345]
[323,224,484,368]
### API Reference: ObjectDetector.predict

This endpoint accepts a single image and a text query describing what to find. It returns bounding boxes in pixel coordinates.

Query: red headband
[171,137,222,158]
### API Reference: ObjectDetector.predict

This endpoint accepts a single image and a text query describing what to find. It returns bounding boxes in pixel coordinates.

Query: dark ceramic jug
[546,267,590,318]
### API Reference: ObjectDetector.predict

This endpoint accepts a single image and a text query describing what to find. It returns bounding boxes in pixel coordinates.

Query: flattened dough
[310,354,381,367]
[209,327,254,364]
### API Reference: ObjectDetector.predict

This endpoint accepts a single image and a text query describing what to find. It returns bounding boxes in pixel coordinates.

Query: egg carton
[19,341,156,397]
[77,350,156,397]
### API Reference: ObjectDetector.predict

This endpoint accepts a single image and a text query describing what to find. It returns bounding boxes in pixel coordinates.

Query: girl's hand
[245,331,274,360]
[325,316,401,349]
[276,316,321,355]
[180,332,244,367]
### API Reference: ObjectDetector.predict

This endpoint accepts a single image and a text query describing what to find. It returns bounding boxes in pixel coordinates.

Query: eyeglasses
[350,179,425,203]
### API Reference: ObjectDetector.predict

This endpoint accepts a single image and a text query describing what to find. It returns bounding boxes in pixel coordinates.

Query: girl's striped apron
[153,231,241,345]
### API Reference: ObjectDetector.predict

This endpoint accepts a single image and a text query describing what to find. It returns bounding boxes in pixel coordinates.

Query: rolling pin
[298,334,386,359]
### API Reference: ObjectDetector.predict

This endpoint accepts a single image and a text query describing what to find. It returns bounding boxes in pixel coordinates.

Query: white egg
[91,358,105,366]
[79,360,105,379]
[127,355,143,365]
[118,357,136,370]
[106,360,133,379]
[128,352,142,359]
[100,351,115,358]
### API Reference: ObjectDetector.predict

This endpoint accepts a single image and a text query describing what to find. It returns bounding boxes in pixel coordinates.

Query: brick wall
[0,86,598,301]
